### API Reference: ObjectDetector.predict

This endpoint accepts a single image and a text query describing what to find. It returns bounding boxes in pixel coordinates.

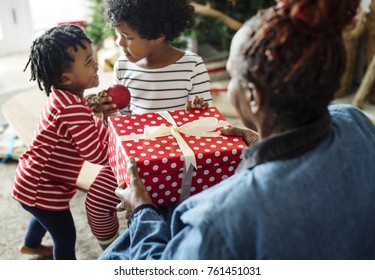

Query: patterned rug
[0,124,26,163]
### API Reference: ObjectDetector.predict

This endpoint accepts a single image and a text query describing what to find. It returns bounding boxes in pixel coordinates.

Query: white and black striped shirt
[114,51,212,115]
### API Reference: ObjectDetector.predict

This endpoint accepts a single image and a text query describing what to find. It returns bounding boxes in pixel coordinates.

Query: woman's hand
[221,127,259,145]
[98,90,119,123]
[185,96,209,113]
[115,157,154,218]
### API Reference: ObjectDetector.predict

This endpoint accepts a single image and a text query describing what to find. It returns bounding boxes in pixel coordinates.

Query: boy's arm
[187,56,213,111]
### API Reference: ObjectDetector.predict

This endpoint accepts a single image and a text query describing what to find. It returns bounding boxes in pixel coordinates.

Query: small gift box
[108,107,246,206]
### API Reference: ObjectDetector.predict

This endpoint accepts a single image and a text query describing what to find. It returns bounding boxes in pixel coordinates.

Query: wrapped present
[108,107,246,206]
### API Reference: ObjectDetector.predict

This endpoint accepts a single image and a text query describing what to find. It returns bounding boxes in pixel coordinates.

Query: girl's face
[62,40,99,96]
[115,22,158,63]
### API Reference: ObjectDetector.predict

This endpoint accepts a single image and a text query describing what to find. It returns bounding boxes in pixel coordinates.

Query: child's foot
[19,244,53,257]
[98,233,119,250]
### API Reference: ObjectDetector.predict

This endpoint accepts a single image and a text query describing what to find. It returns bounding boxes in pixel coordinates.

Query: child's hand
[98,90,119,123]
[185,96,209,113]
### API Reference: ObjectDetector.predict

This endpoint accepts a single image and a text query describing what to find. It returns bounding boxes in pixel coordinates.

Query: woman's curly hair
[238,0,360,128]
[101,0,195,41]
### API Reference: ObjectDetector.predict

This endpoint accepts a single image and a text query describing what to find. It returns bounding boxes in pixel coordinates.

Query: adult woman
[100,0,375,259]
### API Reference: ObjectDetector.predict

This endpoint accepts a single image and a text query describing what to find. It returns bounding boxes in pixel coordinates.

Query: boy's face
[115,22,160,63]
[62,40,99,96]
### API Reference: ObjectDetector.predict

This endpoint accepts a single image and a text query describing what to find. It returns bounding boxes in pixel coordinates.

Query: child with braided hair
[12,24,109,260]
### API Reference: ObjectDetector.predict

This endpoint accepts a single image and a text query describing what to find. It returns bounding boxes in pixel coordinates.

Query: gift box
[108,107,246,206]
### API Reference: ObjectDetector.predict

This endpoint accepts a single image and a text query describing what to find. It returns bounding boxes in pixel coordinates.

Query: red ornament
[107,84,131,109]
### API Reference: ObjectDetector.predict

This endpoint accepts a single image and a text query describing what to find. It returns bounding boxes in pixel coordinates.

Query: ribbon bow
[143,111,228,169]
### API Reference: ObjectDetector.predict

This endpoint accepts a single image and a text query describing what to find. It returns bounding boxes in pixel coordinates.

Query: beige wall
[0,0,33,56]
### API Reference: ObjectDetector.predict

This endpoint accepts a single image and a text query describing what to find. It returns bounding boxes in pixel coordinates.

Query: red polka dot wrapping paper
[108,107,246,206]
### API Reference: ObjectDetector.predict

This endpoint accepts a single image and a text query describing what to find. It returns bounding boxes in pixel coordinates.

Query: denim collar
[239,111,332,170]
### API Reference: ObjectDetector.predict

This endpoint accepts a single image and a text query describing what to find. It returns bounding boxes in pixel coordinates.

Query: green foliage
[84,0,272,52]
[185,0,274,52]
[191,15,235,52]
[84,0,114,47]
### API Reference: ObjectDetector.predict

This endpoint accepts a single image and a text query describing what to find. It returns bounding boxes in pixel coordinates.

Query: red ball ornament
[106,84,131,109]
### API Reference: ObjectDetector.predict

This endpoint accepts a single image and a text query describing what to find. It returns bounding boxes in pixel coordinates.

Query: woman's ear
[248,83,261,114]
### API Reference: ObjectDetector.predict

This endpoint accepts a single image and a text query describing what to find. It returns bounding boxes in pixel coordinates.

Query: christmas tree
[85,0,114,50]
[83,0,274,56]
[190,0,274,53]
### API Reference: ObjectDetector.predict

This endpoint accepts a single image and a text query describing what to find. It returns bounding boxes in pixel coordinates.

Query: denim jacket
[100,104,375,260]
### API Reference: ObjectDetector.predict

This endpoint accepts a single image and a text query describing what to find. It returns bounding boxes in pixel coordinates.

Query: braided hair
[237,0,360,129]
[24,24,91,96]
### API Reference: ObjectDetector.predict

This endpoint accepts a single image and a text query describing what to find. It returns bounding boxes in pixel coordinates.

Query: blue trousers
[21,203,76,260]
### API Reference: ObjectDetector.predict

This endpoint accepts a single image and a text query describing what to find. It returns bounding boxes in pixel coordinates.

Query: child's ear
[154,35,166,44]
[61,73,73,85]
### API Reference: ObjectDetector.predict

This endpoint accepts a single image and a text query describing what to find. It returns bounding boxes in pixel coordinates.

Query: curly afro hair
[101,0,195,41]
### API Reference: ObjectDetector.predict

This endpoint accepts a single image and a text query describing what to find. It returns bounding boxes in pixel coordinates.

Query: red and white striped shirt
[12,88,109,211]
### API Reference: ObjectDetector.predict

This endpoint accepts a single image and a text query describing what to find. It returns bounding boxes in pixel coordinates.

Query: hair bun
[284,0,360,36]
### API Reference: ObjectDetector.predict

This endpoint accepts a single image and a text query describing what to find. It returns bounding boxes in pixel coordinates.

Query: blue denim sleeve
[127,208,170,259]
[99,207,169,260]
[100,204,234,260]
[130,198,237,259]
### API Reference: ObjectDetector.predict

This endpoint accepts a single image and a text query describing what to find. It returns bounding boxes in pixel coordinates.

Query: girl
[13,24,109,260]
